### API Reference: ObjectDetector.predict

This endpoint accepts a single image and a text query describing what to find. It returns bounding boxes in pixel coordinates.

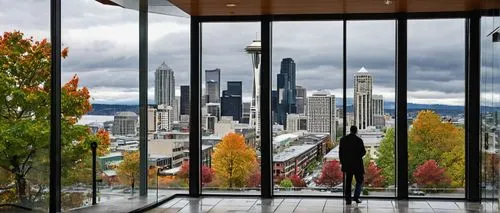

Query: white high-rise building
[157,105,173,131]
[245,40,261,137]
[354,67,373,130]
[155,62,175,106]
[172,96,180,122]
[112,111,138,136]
[307,92,336,141]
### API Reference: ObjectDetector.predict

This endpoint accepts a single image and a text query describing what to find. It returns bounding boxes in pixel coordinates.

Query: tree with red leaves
[413,160,450,188]
[177,161,214,185]
[246,168,261,187]
[364,162,384,187]
[290,174,306,187]
[315,160,343,188]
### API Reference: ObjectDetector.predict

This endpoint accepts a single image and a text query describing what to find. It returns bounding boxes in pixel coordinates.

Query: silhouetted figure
[339,126,366,205]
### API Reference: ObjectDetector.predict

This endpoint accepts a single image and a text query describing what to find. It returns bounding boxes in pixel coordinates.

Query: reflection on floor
[147,197,499,213]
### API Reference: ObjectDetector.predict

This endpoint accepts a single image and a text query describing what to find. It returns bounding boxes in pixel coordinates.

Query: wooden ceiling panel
[167,0,499,16]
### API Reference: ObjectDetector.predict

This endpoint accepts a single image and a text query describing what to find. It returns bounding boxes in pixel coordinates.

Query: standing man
[339,126,366,205]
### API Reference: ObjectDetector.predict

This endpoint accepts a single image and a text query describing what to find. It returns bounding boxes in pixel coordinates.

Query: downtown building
[112,111,138,136]
[221,81,243,122]
[306,92,336,141]
[154,62,175,106]
[354,67,373,130]
[180,85,190,116]
[205,68,221,103]
[277,58,297,127]
[295,85,307,115]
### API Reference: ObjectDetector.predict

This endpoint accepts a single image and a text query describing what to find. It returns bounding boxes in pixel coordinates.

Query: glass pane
[272,21,343,195]
[0,1,50,212]
[408,19,465,198]
[62,0,139,210]
[201,22,260,194]
[147,13,190,197]
[347,20,396,197]
[481,14,500,210]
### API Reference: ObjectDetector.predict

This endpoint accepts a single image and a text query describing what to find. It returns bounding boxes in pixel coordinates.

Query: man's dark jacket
[339,133,366,174]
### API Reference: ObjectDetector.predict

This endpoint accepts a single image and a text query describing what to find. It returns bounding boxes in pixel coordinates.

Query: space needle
[245,40,261,138]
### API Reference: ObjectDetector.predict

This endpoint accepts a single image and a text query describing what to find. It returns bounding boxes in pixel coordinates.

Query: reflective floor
[147,197,499,213]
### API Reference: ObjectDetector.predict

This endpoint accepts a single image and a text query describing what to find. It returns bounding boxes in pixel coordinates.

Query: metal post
[139,0,148,196]
[465,10,481,202]
[50,0,62,211]
[91,142,97,205]
[260,16,273,198]
[189,16,202,197]
[343,20,347,137]
[395,14,408,200]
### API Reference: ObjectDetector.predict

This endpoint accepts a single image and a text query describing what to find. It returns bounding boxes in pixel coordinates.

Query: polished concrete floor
[147,197,499,213]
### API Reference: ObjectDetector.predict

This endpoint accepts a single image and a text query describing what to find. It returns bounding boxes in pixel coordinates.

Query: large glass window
[347,20,396,197]
[0,1,51,211]
[62,0,140,209]
[201,22,260,194]
[147,13,190,198]
[408,19,465,198]
[481,14,500,209]
[272,21,343,195]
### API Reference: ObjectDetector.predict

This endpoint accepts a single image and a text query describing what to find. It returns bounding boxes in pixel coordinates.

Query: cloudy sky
[1,0,499,107]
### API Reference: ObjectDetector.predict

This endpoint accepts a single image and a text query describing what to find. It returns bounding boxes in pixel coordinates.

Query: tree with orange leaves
[0,31,109,208]
[212,133,257,188]
[117,152,140,190]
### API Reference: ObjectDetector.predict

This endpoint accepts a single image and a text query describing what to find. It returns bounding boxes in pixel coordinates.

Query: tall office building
[221,81,242,121]
[354,67,373,130]
[245,40,261,136]
[271,90,278,123]
[206,103,221,121]
[277,58,297,126]
[112,111,138,136]
[373,94,385,128]
[155,62,175,106]
[286,113,308,132]
[296,85,306,114]
[172,96,180,122]
[205,69,221,103]
[307,92,336,141]
[180,85,190,115]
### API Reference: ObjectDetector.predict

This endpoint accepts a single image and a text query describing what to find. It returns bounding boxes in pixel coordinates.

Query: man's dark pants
[344,172,364,202]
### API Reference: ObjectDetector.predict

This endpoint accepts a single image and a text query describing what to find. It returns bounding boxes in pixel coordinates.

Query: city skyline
[1,1,481,107]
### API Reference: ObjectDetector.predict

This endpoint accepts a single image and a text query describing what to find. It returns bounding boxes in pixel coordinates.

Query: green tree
[0,31,109,207]
[279,178,293,189]
[376,128,395,186]
[117,151,140,190]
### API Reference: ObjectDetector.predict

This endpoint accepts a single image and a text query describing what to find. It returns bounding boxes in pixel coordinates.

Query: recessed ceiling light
[384,0,392,5]
[226,3,237,7]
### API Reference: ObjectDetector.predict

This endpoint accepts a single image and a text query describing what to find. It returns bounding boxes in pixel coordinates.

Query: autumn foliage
[290,174,306,187]
[364,162,384,187]
[0,31,109,207]
[413,160,451,188]
[212,133,257,188]
[315,160,343,188]
[117,152,140,189]
[177,161,215,185]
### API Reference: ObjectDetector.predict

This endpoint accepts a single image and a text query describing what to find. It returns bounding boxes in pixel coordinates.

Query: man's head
[350,126,358,134]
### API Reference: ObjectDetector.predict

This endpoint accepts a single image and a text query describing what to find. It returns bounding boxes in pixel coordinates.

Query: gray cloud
[2,1,497,106]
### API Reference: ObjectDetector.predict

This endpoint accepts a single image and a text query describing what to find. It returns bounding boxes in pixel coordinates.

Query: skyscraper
[155,62,175,106]
[157,105,174,131]
[221,81,242,121]
[354,67,373,130]
[205,69,221,103]
[245,40,261,136]
[296,85,307,114]
[277,58,297,127]
[180,85,190,115]
[307,92,336,141]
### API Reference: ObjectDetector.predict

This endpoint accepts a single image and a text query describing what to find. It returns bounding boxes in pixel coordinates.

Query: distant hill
[89,102,500,116]
[88,104,139,115]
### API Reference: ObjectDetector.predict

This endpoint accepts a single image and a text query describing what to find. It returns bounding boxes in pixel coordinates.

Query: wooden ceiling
[168,0,499,16]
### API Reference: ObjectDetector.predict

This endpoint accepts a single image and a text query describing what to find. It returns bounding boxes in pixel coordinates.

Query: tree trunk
[15,173,28,205]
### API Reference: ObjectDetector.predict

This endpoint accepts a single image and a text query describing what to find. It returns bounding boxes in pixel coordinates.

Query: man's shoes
[345,200,352,205]
[354,199,362,204]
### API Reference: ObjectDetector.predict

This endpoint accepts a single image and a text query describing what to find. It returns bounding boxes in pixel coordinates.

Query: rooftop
[273,144,315,162]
